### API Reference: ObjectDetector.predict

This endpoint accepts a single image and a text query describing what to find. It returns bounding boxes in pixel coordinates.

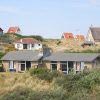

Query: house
[75,35,85,41]
[7,26,21,34]
[81,41,95,48]
[43,52,100,74]
[1,51,100,73]
[1,50,43,72]
[62,32,74,39]
[86,27,100,44]
[0,28,3,35]
[14,38,42,50]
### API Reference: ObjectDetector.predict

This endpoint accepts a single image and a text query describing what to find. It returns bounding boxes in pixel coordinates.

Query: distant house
[44,52,100,74]
[81,41,94,48]
[7,26,21,34]
[0,28,3,35]
[75,35,85,41]
[62,32,74,39]
[14,38,42,50]
[1,50,43,72]
[86,27,100,44]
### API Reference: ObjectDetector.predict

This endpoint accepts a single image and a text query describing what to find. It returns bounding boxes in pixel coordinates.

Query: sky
[0,0,100,38]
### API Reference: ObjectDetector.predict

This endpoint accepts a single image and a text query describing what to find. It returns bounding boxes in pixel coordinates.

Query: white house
[14,38,42,50]
[86,27,100,44]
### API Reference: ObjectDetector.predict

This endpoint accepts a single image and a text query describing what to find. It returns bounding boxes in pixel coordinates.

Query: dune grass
[0,68,100,100]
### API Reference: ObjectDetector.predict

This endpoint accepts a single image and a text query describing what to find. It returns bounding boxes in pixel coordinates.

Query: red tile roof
[7,26,20,33]
[63,32,74,39]
[15,38,39,44]
[75,35,85,40]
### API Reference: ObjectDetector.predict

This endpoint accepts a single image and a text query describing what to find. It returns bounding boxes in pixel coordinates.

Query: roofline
[43,60,93,62]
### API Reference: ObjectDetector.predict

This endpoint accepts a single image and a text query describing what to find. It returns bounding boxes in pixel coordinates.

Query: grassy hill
[0,33,44,53]
[0,68,100,100]
[43,39,100,53]
[0,33,100,53]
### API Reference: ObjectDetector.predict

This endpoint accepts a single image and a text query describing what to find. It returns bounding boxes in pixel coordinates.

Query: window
[32,44,34,47]
[75,62,85,72]
[76,62,81,71]
[23,44,28,49]
[20,61,26,71]
[38,44,41,46]
[60,61,67,74]
[51,64,57,70]
[51,61,57,71]
[17,44,20,48]
[9,61,14,69]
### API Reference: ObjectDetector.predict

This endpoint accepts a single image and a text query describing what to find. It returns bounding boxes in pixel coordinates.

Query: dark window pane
[51,64,57,70]
[61,64,67,71]
[23,44,27,49]
[21,64,25,71]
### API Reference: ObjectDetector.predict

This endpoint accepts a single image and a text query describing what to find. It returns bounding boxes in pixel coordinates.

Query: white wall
[31,43,42,50]
[14,43,42,50]
[15,43,23,50]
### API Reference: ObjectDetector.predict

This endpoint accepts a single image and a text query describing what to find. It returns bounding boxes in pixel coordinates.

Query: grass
[0,68,100,100]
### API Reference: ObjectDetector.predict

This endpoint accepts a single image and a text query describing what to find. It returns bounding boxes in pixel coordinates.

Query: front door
[21,64,25,71]
[20,61,26,71]
[26,61,31,70]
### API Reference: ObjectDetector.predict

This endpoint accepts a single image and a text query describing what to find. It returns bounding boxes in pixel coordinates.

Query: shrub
[29,68,49,76]
[57,40,61,45]
[29,68,61,82]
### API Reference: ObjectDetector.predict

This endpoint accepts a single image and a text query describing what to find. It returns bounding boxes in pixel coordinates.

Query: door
[60,61,67,74]
[68,61,74,73]
[21,63,25,71]
[26,61,31,70]
[20,61,26,71]
[61,64,67,74]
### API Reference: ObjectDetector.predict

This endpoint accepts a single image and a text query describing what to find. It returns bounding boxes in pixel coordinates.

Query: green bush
[29,68,61,82]
[0,86,67,100]
[29,68,49,76]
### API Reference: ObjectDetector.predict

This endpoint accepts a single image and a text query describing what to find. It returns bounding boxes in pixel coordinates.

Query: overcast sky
[0,0,100,38]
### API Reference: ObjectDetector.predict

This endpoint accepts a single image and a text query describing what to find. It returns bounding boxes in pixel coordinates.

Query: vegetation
[0,68,100,100]
[0,34,14,43]
[29,68,61,82]
[0,52,4,72]
[65,48,100,53]
[15,33,44,41]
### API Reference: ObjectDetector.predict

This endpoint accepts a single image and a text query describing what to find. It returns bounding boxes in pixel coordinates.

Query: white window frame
[50,61,57,71]
[60,61,68,74]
